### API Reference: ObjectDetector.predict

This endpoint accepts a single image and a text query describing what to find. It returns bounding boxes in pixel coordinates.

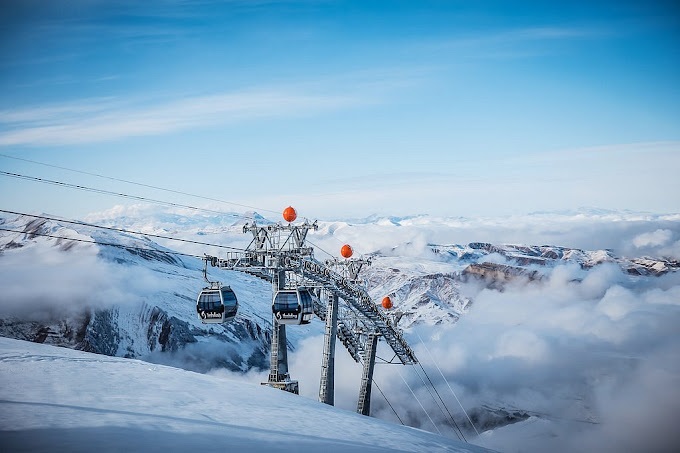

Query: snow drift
[0,337,492,453]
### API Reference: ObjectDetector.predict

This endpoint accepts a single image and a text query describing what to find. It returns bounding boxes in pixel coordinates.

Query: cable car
[272,287,314,325]
[196,284,238,324]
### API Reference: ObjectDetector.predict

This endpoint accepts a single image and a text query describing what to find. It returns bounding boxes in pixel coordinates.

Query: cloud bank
[307,210,680,261]
[0,235,164,321]
[365,265,680,453]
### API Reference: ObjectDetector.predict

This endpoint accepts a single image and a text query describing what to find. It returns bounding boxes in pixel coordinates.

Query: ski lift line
[397,368,442,436]
[0,209,249,253]
[0,227,203,259]
[415,331,479,437]
[0,155,396,258]
[312,226,371,260]
[374,357,397,364]
[371,375,406,426]
[415,363,467,442]
[2,158,399,259]
[374,353,408,365]
[0,171,249,219]
[305,238,335,260]
[411,363,465,442]
[374,382,405,426]
[0,153,280,215]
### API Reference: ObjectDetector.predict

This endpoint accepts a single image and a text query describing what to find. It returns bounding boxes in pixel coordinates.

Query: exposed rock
[462,262,543,285]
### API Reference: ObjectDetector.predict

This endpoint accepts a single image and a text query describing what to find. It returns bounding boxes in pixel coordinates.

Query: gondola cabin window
[198,292,222,312]
[221,288,238,318]
[275,293,298,311]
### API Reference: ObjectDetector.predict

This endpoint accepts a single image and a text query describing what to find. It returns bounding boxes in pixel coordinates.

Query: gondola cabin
[196,284,238,324]
[272,287,314,325]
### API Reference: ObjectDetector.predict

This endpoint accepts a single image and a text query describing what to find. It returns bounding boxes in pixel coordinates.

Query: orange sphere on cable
[282,206,297,223]
[340,244,353,259]
[381,296,393,310]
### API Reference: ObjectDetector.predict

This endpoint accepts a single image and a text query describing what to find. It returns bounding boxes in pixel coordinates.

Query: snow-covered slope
[0,337,492,453]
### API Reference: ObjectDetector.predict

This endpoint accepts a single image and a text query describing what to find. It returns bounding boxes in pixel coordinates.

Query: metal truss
[207,219,417,365]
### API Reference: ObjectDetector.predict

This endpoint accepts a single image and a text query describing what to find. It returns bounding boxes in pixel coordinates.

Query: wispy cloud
[0,97,120,124]
[0,88,362,146]
[416,25,613,60]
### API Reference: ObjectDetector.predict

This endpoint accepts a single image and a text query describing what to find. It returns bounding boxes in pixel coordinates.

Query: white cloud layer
[633,229,673,248]
[393,267,679,452]
[0,238,163,321]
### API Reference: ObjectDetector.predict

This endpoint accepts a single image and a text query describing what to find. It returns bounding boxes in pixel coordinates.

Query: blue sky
[0,0,678,220]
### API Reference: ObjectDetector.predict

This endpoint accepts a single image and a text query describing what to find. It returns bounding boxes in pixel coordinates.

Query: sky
[0,0,679,220]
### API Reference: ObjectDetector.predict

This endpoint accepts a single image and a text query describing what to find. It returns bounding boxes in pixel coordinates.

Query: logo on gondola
[278,313,297,319]
[200,311,221,319]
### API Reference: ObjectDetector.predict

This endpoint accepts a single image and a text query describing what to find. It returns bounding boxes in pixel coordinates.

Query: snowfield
[0,337,492,453]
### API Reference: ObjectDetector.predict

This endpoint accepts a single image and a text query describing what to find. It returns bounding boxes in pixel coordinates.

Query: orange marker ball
[381,296,393,310]
[282,206,297,223]
[340,244,353,258]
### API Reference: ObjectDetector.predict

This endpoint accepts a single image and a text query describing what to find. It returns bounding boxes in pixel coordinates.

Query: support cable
[0,209,248,253]
[0,155,381,260]
[0,153,279,214]
[0,227,203,259]
[411,364,465,441]
[416,363,467,442]
[305,238,336,260]
[0,158,367,258]
[397,368,442,435]
[0,171,246,219]
[356,355,405,425]
[371,377,405,425]
[416,331,480,437]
